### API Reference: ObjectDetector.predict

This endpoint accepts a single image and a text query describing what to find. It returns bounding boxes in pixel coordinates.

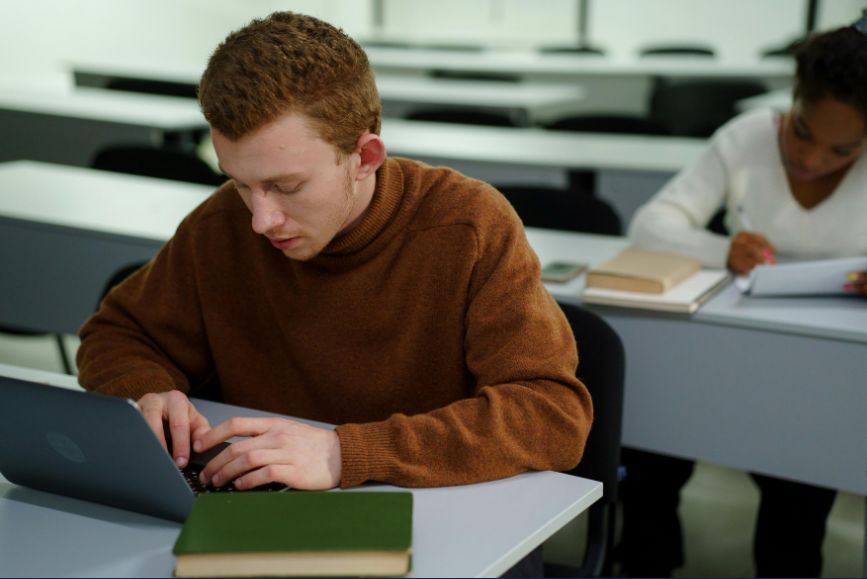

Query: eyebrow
[218,167,307,184]
[794,116,863,149]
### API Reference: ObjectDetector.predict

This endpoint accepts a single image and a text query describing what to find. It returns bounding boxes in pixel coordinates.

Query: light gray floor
[0,332,863,577]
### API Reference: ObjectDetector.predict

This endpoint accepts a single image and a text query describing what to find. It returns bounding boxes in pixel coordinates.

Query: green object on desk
[173,491,413,577]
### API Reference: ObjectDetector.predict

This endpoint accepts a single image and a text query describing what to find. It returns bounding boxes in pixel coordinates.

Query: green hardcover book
[172,491,413,577]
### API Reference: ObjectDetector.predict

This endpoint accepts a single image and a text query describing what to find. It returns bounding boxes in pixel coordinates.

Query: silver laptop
[0,374,265,522]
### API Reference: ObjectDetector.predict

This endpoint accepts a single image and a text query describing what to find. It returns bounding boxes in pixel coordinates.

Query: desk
[380,118,702,222]
[0,161,212,334]
[363,47,794,81]
[0,166,864,567]
[375,74,585,126]
[526,228,867,495]
[71,62,585,126]
[2,165,863,496]
[0,363,601,578]
[0,86,207,167]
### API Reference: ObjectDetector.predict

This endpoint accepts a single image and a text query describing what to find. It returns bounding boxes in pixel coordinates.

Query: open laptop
[0,374,280,522]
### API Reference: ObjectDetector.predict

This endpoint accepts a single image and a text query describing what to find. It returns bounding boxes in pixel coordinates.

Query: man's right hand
[136,390,211,468]
[727,231,777,275]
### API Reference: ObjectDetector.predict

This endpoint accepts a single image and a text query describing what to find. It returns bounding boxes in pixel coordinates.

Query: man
[77,11,591,493]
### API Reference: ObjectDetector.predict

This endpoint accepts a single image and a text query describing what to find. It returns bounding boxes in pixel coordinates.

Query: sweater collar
[320,157,404,257]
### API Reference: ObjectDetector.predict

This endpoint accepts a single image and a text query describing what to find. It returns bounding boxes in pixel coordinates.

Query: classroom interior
[0,0,865,577]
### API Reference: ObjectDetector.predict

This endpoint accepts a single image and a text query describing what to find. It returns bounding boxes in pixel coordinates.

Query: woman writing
[622,17,867,578]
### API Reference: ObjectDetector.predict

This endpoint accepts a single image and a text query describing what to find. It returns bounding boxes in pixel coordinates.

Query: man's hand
[136,390,211,468]
[727,231,777,275]
[845,270,867,296]
[195,417,342,490]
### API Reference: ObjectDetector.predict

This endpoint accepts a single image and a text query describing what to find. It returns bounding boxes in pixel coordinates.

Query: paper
[582,270,729,314]
[735,256,867,296]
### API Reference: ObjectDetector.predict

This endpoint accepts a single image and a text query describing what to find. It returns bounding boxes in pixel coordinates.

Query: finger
[233,464,295,490]
[166,392,192,467]
[212,449,289,489]
[189,411,212,453]
[199,436,256,484]
[138,396,168,452]
[197,416,278,450]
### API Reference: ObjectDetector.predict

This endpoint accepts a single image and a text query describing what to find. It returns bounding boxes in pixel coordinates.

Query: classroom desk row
[0,161,864,572]
[0,361,600,578]
[1,160,864,493]
[0,85,705,224]
[73,49,795,83]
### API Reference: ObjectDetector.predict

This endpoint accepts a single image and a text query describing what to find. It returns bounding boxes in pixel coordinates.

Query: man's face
[212,112,365,261]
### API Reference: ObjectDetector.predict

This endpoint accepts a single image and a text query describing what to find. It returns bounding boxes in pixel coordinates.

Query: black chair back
[495,185,622,235]
[546,301,625,577]
[106,78,198,99]
[649,79,768,137]
[91,145,226,187]
[404,108,518,127]
[639,44,715,57]
[543,114,669,136]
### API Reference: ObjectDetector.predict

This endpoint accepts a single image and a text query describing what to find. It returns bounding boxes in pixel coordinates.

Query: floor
[0,332,863,578]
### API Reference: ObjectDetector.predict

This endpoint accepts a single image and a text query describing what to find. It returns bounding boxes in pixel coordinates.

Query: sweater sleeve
[335,196,593,488]
[628,134,733,268]
[76,218,213,400]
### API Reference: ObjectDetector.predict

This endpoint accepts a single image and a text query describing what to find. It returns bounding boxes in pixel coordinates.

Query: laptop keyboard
[182,463,287,494]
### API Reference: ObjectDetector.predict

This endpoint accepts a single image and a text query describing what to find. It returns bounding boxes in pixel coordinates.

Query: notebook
[735,256,867,296]
[0,374,279,522]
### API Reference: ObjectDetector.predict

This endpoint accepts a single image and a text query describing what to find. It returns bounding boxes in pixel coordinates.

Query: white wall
[0,0,372,88]
[0,0,864,90]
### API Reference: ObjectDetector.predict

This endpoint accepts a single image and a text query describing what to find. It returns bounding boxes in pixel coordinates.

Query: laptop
[0,374,281,522]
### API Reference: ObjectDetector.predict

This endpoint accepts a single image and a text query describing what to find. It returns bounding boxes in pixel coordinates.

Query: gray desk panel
[0,375,601,578]
[0,110,160,167]
[0,217,160,334]
[602,308,867,495]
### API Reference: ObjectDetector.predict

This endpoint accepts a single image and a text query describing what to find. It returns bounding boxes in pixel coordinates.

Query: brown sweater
[77,156,592,488]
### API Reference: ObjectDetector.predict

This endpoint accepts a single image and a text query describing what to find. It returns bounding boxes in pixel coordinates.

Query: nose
[799,143,825,171]
[249,192,286,235]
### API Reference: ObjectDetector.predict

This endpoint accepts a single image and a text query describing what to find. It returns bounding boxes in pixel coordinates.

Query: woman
[621,19,867,578]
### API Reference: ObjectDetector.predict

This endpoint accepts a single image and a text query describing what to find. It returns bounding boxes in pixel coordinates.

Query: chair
[648,79,768,138]
[545,301,626,578]
[639,44,715,57]
[90,145,226,187]
[0,327,73,375]
[495,185,621,235]
[106,78,198,100]
[404,108,519,127]
[543,114,669,136]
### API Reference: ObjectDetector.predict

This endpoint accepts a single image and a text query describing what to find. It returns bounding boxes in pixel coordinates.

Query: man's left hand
[195,417,342,490]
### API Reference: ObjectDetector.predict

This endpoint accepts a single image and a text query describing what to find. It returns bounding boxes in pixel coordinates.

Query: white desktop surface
[0,161,212,241]
[364,47,795,79]
[375,74,584,108]
[381,118,704,173]
[71,51,793,86]
[0,86,205,129]
[0,364,601,578]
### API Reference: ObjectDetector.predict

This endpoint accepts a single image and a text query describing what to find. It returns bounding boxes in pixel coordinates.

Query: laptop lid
[0,375,196,522]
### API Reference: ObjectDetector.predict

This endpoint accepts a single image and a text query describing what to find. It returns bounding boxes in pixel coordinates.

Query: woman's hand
[727,231,777,275]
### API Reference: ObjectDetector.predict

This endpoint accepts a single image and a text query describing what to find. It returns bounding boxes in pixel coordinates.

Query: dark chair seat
[495,185,622,235]
[91,145,226,187]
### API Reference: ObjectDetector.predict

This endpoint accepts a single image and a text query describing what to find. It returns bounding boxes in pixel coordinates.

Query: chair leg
[54,334,74,375]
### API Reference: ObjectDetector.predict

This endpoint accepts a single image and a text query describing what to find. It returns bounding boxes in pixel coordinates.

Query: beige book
[586,247,701,294]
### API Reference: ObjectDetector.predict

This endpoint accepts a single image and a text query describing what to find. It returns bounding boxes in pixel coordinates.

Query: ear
[354,132,386,181]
